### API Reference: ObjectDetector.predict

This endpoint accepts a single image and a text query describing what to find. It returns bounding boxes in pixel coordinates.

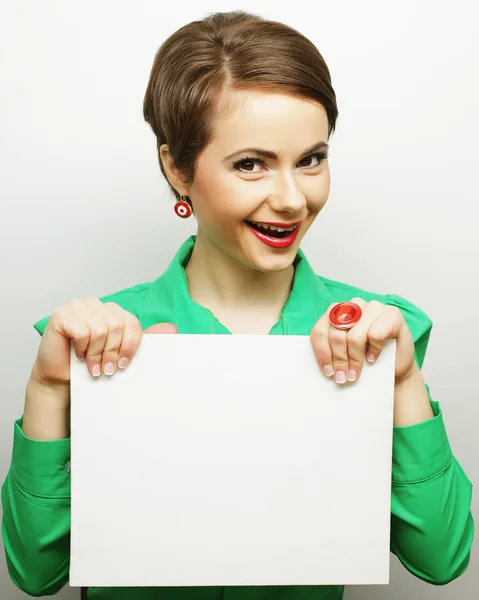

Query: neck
[184,229,295,315]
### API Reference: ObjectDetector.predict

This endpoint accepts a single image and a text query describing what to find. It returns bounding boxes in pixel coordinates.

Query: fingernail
[348,369,357,382]
[118,357,129,369]
[335,371,347,384]
[323,365,334,376]
[91,364,101,377]
[367,353,375,363]
[104,362,115,376]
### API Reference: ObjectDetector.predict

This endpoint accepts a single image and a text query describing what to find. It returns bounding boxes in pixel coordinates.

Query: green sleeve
[390,394,474,584]
[385,294,474,584]
[1,418,71,596]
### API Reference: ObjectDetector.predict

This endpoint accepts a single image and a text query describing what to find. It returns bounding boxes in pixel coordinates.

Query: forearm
[22,368,70,441]
[394,364,434,426]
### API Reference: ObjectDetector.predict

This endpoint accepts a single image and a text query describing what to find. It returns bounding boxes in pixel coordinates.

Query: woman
[1,10,474,600]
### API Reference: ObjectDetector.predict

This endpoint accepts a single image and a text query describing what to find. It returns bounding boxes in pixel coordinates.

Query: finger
[310,303,336,378]
[69,298,109,376]
[344,326,369,382]
[328,326,349,384]
[365,306,402,362]
[344,298,376,382]
[51,303,91,361]
[115,311,144,370]
[75,298,121,377]
[143,323,178,334]
[328,298,372,385]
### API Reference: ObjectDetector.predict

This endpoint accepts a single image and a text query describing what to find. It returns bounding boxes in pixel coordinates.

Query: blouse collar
[141,235,335,334]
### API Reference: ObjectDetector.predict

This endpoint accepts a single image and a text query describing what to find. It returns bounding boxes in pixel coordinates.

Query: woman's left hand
[310,298,417,385]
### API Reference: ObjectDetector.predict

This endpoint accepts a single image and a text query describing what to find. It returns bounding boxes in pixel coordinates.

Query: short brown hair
[143,10,338,206]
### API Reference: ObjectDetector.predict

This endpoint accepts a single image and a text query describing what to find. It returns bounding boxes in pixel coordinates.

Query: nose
[268,172,307,216]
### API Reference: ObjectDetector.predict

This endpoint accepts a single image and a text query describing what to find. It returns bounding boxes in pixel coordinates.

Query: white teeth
[249,220,296,232]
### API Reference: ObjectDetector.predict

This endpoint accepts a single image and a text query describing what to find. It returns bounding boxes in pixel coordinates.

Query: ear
[159,144,190,197]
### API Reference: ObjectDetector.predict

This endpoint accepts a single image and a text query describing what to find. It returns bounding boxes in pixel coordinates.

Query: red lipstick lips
[245,220,302,249]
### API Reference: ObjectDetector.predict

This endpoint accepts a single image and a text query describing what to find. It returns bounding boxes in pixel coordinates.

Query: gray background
[1,0,477,598]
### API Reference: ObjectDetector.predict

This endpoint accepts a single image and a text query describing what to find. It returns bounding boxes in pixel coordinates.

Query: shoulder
[33,281,153,336]
[318,274,433,369]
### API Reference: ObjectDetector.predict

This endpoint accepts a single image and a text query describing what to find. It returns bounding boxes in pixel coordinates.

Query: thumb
[143,322,178,334]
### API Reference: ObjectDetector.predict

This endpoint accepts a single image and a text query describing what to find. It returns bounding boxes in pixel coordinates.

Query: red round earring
[174,196,192,218]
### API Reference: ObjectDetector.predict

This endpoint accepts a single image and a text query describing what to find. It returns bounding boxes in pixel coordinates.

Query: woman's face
[182,90,330,273]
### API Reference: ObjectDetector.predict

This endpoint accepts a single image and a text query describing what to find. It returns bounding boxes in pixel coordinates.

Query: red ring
[329,302,362,330]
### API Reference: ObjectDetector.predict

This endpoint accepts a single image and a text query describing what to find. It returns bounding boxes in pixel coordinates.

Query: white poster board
[69,335,396,587]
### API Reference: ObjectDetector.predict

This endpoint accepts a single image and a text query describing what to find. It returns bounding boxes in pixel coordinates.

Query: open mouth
[244,220,298,238]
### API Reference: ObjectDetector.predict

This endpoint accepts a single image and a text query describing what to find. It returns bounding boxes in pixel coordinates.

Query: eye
[297,152,329,168]
[232,157,263,173]
[233,152,328,174]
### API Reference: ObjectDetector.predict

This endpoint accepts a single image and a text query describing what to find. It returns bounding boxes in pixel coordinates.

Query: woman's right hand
[31,297,178,389]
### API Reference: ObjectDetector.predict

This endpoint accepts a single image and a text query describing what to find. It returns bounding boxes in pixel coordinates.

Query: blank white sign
[69,335,396,588]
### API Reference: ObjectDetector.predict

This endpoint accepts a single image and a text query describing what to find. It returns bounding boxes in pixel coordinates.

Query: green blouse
[1,235,474,600]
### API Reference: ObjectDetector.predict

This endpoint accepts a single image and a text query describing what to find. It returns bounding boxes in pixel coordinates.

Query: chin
[247,248,297,273]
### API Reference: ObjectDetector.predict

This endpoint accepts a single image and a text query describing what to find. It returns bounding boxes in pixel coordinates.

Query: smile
[244,220,301,248]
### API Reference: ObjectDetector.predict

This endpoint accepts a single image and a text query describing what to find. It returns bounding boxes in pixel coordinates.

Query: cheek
[192,171,222,202]
[308,169,330,207]
[192,181,243,230]
[195,175,258,221]
[189,172,227,218]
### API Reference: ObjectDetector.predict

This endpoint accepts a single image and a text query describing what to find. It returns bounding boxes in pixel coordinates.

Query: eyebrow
[222,141,329,163]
